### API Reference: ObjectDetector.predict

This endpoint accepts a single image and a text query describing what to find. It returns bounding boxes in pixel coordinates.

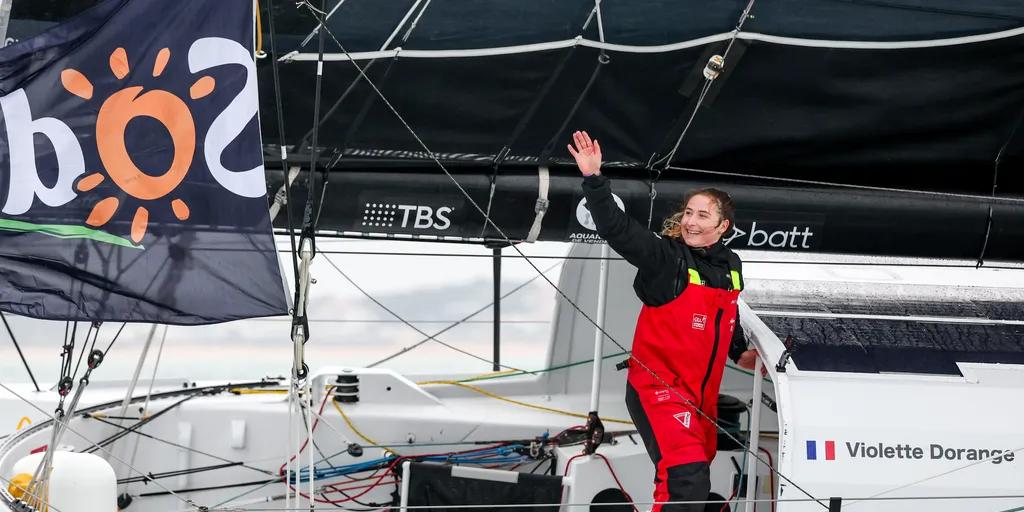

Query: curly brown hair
[660,188,735,239]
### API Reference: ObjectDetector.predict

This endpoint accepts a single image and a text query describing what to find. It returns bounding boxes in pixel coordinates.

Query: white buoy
[8,450,116,512]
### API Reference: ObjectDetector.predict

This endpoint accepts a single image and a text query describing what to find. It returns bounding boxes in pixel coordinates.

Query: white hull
[3,245,1023,511]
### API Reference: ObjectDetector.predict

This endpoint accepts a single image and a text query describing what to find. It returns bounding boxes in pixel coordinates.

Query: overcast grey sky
[0,238,570,385]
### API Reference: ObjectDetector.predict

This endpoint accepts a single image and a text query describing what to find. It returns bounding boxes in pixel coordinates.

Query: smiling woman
[661,188,735,249]
[570,129,753,512]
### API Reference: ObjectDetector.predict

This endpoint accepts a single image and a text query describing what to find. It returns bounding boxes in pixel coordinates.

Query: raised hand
[567,130,602,176]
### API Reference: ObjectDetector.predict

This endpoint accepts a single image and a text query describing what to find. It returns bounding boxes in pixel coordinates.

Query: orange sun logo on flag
[60,47,214,244]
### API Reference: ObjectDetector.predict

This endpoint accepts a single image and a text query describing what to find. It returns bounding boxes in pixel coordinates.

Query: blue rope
[289,444,531,483]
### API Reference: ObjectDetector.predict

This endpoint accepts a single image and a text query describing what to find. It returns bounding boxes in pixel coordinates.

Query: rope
[330,399,392,454]
[231,388,289,395]
[591,452,638,512]
[416,380,632,425]
[254,0,263,57]
[294,5,824,507]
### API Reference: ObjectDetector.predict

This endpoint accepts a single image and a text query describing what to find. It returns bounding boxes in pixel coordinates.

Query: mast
[588,243,610,413]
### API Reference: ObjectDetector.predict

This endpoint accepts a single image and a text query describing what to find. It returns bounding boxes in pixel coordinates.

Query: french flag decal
[806,440,835,460]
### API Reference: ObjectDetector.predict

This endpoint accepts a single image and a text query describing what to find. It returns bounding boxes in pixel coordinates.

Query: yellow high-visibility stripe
[731,270,742,291]
[687,268,702,285]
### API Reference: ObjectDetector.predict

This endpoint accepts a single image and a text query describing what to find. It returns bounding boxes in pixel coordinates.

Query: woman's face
[680,194,730,248]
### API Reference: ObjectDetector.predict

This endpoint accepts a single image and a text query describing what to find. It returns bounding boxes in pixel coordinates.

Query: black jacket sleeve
[581,175,675,275]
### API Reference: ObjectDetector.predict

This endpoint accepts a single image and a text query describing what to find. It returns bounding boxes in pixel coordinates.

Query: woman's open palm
[568,130,602,176]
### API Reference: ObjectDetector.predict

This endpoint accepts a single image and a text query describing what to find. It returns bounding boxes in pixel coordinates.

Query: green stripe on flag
[0,219,141,249]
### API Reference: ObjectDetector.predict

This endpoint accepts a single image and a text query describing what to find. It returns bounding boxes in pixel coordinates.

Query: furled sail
[0,0,289,323]
[254,0,1024,261]
[7,0,1023,260]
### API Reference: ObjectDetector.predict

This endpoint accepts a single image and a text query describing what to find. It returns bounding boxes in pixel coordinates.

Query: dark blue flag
[0,0,289,324]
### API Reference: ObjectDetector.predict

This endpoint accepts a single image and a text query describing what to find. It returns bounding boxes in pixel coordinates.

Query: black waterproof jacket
[582,174,748,362]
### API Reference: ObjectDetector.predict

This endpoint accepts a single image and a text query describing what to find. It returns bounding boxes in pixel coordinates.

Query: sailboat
[1,0,1023,511]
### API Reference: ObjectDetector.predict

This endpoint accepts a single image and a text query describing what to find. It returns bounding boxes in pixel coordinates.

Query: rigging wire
[367,260,563,368]
[275,248,1024,269]
[102,322,128,355]
[264,0,302,288]
[291,0,431,159]
[295,392,351,494]
[84,396,197,454]
[208,477,285,510]
[27,321,103,510]
[977,96,1024,266]
[1,381,282,471]
[289,1,336,507]
[322,254,534,373]
[117,461,246,485]
[292,4,825,507]
[70,322,100,382]
[665,164,1024,206]
[645,0,755,226]
[58,321,77,395]
[0,381,288,510]
[85,415,275,478]
[0,382,206,512]
[298,0,351,47]
[476,1,600,237]
[4,371,1007,511]
[847,443,1024,507]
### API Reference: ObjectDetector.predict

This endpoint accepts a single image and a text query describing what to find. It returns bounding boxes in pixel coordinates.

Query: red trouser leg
[626,382,711,511]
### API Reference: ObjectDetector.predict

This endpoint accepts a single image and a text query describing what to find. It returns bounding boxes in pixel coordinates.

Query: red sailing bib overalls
[626,251,741,510]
